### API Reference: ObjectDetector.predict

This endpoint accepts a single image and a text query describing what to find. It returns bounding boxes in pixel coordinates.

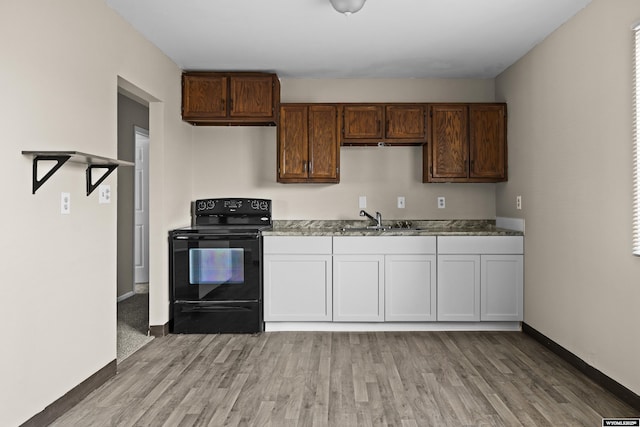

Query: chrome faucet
[360,209,383,228]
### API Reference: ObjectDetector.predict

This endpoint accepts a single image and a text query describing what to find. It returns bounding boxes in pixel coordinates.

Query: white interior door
[134,127,150,284]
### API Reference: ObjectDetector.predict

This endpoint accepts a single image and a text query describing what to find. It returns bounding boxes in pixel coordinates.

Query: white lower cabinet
[263,236,332,321]
[481,255,523,321]
[385,255,437,321]
[333,236,437,322]
[264,234,523,327]
[333,255,385,321]
[437,236,524,322]
[437,254,481,321]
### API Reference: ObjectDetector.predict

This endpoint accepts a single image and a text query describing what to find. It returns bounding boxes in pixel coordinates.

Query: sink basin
[340,226,392,232]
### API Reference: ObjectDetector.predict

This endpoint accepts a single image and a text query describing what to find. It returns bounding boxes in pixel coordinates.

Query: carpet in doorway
[117,293,154,362]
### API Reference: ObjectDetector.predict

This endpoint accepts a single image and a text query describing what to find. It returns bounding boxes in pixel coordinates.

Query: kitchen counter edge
[263,220,523,237]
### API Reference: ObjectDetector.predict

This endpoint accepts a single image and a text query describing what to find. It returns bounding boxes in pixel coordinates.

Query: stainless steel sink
[340,226,392,232]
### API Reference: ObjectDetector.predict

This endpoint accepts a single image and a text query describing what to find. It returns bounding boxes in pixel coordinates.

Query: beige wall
[496,0,640,395]
[191,78,498,220]
[0,1,192,425]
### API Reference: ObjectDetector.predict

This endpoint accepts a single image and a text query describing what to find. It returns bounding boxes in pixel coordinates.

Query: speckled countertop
[263,220,523,236]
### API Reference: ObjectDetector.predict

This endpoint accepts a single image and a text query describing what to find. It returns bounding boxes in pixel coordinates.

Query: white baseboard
[117,291,135,302]
[265,322,522,332]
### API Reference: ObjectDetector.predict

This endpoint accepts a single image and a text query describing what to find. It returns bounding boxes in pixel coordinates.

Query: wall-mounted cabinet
[277,104,340,183]
[181,72,280,125]
[340,103,427,146]
[423,103,507,183]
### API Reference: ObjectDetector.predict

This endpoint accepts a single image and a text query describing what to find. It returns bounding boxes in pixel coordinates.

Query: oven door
[170,232,262,303]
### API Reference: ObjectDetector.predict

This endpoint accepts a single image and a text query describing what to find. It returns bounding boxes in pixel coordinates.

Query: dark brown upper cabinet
[278,104,340,183]
[182,72,280,125]
[423,103,507,183]
[341,104,384,142]
[340,104,427,146]
[385,104,427,141]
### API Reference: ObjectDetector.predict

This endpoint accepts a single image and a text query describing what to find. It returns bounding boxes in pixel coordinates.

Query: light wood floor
[51,331,636,426]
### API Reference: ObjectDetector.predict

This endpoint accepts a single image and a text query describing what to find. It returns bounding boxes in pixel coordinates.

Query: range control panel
[194,198,271,216]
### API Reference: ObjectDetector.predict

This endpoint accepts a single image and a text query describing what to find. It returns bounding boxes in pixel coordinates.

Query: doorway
[117,92,152,362]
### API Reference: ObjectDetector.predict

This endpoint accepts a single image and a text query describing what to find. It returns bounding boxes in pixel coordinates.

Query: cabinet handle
[309,161,313,174]
[303,161,307,172]
[221,99,225,109]
[230,98,234,110]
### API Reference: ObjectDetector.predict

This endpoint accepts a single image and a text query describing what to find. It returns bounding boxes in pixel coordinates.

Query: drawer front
[437,236,523,254]
[264,236,332,254]
[333,236,437,254]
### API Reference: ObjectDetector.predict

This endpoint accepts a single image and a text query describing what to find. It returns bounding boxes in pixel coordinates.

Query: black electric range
[169,198,272,334]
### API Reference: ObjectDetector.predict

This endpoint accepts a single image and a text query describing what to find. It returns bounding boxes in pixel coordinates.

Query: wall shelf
[22,151,134,196]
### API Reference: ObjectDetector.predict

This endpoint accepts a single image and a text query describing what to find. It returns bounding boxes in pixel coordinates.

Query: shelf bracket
[86,164,118,196]
[31,155,71,194]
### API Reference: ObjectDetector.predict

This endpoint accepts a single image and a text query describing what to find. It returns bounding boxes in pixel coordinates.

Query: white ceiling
[105,0,592,79]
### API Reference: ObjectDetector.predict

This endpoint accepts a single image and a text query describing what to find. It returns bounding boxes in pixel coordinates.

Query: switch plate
[397,196,405,209]
[99,185,111,204]
[437,196,446,209]
[516,195,522,210]
[359,196,367,209]
[61,192,70,214]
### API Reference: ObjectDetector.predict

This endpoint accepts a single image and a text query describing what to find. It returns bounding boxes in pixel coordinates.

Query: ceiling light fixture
[329,0,367,16]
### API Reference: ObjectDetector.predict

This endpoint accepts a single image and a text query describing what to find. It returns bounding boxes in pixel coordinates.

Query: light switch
[359,196,367,209]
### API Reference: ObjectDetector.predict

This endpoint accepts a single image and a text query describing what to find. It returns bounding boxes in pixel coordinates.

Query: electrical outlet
[437,196,445,209]
[99,185,111,204]
[516,195,522,210]
[397,196,405,209]
[61,192,70,214]
[359,196,367,209]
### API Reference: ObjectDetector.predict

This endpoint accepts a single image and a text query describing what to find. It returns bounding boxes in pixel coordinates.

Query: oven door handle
[173,233,259,241]
[176,302,255,313]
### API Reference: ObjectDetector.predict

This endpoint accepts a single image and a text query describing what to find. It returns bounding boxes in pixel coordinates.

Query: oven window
[189,248,245,285]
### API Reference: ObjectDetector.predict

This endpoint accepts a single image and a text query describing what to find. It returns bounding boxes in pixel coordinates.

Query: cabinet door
[437,254,480,321]
[264,255,332,321]
[385,255,436,321]
[342,105,384,140]
[308,105,339,182]
[385,104,426,142]
[470,104,506,180]
[333,255,384,322]
[481,255,523,321]
[229,75,275,118]
[430,104,469,179]
[278,105,309,181]
[182,74,228,120]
